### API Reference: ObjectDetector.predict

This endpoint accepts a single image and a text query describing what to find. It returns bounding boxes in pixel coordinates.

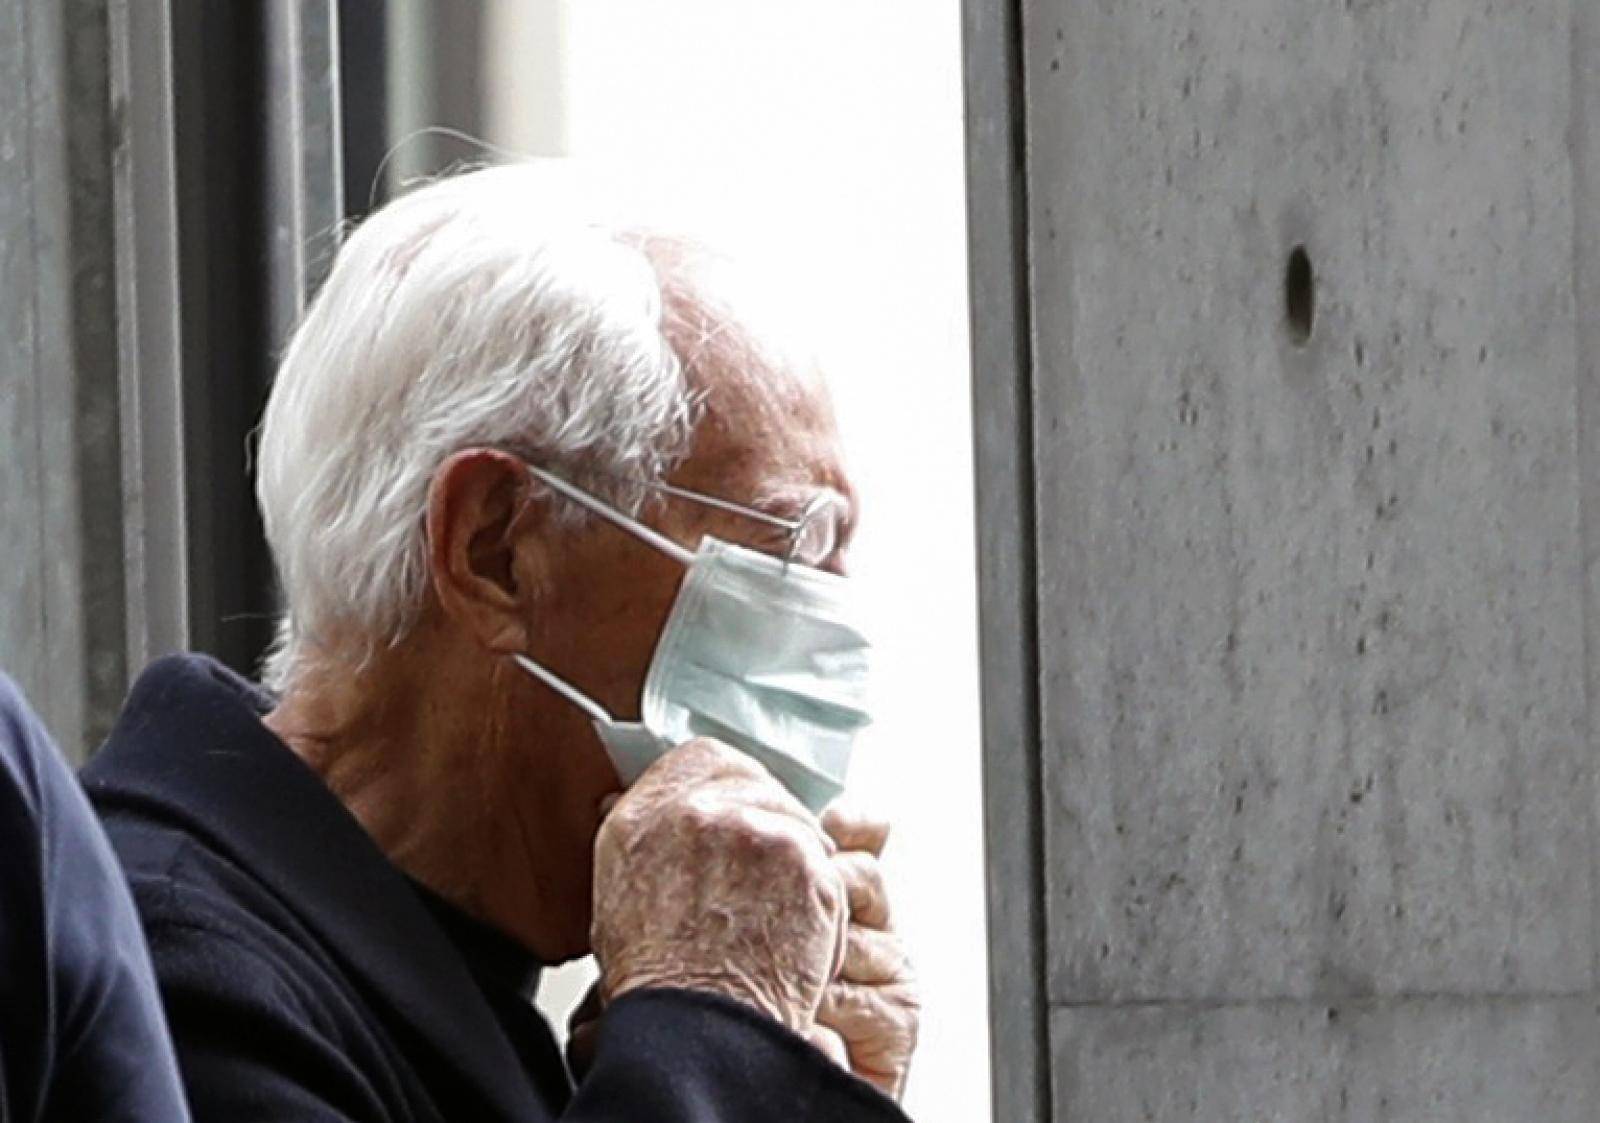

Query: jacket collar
[83,654,550,1122]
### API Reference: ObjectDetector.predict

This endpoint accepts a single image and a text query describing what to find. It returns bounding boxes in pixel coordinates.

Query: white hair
[255,165,699,692]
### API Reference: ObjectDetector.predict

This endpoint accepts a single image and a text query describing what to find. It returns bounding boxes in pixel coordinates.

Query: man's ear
[425,449,547,654]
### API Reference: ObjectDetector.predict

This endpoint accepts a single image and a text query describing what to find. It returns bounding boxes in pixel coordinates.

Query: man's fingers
[833,850,890,929]
[840,924,912,986]
[822,805,890,856]
[731,805,842,885]
[817,979,919,1034]
[815,980,919,1100]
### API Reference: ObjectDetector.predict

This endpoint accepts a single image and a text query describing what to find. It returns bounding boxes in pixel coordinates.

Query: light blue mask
[512,468,873,813]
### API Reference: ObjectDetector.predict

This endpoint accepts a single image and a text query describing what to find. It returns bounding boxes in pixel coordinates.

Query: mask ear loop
[511,654,616,726]
[525,465,696,568]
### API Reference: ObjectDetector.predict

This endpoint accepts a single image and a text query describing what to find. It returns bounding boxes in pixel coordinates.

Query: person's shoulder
[115,651,271,714]
[0,672,61,820]
[123,830,351,1026]
[111,819,304,963]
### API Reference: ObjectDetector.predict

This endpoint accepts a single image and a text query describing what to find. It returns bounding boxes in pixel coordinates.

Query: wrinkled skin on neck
[266,293,856,963]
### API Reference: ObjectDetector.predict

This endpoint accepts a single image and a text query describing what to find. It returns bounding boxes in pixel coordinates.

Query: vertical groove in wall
[962,0,1049,1118]
[108,0,190,673]
[17,0,51,721]
[1568,0,1600,995]
[60,0,129,749]
[13,0,128,756]
[1012,6,1050,1116]
[1011,1,1050,1115]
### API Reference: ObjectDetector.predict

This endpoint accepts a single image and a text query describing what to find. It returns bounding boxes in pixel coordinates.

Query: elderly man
[83,165,918,1122]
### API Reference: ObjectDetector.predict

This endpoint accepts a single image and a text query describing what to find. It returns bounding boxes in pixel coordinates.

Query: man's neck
[263,641,588,963]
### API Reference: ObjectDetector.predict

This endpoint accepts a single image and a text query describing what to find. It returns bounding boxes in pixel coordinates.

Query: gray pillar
[265,0,345,349]
[1,0,185,758]
[385,0,487,189]
[0,0,344,755]
[969,2,1600,1118]
[963,1,1048,1121]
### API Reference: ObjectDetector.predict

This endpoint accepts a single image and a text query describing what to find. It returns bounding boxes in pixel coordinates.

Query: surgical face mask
[511,467,872,813]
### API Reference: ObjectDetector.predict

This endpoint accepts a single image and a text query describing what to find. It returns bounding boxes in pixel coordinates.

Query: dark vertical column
[338,0,388,218]
[168,0,343,680]
[962,1,1049,1121]
[169,0,275,677]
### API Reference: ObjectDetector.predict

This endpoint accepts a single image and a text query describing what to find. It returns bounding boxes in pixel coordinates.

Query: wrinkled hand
[590,738,848,1037]
[804,807,920,1101]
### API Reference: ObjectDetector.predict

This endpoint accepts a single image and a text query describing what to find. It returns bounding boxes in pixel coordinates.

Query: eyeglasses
[643,480,847,569]
[526,464,847,570]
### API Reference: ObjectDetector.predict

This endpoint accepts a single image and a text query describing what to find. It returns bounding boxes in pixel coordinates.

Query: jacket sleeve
[564,988,912,1123]
[140,909,390,1123]
[0,674,191,1123]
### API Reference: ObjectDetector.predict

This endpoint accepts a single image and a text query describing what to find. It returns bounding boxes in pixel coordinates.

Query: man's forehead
[692,364,848,494]
[646,235,850,508]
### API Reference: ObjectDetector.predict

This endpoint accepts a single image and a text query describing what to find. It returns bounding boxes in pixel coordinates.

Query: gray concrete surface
[964,0,1050,1117]
[1053,998,1600,1121]
[970,0,1600,1117]
[2,0,341,757]
[1,0,126,757]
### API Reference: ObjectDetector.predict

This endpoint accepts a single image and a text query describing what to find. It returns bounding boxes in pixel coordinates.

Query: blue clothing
[83,654,909,1122]
[0,675,190,1123]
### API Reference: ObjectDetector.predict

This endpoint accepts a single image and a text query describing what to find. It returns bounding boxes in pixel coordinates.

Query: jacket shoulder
[102,817,349,1031]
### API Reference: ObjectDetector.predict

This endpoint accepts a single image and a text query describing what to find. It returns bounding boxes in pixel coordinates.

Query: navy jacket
[0,674,189,1123]
[83,656,909,1122]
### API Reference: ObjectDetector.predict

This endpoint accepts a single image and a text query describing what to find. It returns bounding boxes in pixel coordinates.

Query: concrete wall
[1,0,342,756]
[1,0,133,757]
[969,2,1600,1118]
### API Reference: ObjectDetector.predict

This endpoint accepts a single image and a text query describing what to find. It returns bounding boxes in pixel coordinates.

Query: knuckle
[812,858,848,914]
[651,738,726,784]
[604,790,649,831]
[671,791,724,834]
[751,821,812,868]
[839,981,877,1016]
[839,853,891,921]
[684,736,762,776]
[852,852,887,896]
[890,981,923,1017]
[862,853,887,891]
[594,811,630,855]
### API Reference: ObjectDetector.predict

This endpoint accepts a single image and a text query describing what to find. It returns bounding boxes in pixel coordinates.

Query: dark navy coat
[82,655,908,1122]
[0,674,189,1123]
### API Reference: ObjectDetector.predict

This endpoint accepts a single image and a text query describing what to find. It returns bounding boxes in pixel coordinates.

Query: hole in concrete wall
[1285,244,1315,344]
